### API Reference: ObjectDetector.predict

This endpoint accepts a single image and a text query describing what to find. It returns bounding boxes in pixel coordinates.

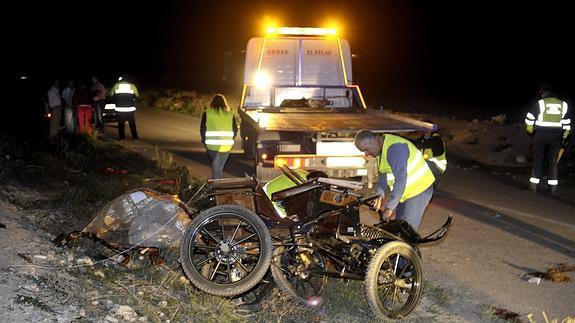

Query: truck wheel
[364,241,423,319]
[180,205,272,296]
[271,246,327,306]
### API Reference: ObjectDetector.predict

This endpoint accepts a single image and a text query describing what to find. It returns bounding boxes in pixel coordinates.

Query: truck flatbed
[242,109,434,133]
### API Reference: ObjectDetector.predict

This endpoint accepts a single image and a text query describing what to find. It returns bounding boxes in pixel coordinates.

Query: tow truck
[239,26,434,185]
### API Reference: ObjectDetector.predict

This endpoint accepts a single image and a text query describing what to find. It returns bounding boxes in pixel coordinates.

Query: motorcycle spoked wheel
[180,205,272,297]
[270,246,328,306]
[364,241,423,319]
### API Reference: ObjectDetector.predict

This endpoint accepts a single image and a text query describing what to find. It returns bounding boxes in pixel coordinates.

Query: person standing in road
[524,84,571,195]
[91,76,107,131]
[354,130,435,232]
[110,76,139,140]
[62,80,76,134]
[46,80,63,140]
[200,94,237,179]
[74,84,93,135]
[413,121,447,186]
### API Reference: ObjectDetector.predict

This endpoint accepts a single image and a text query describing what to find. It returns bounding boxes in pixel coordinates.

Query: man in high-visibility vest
[110,76,139,140]
[524,84,571,195]
[414,125,447,184]
[354,130,435,232]
[200,94,237,179]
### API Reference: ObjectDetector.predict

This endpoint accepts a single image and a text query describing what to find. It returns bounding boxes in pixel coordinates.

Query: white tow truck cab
[239,26,432,185]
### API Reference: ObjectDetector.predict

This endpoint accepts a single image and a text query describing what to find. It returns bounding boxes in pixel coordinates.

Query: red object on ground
[98,167,128,175]
[77,105,92,134]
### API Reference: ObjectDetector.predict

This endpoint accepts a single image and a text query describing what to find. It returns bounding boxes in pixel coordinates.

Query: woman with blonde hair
[200,94,238,179]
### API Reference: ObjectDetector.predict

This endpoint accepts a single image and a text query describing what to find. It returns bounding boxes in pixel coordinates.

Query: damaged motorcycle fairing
[54,188,197,261]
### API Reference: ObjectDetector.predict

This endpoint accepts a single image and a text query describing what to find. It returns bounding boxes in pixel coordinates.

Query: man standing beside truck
[354,130,435,232]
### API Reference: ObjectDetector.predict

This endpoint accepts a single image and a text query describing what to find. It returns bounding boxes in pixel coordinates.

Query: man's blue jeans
[395,185,434,231]
[207,150,230,179]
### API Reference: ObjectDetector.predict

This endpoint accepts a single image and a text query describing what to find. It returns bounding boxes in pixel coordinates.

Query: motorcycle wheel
[364,241,423,319]
[180,204,272,296]
[270,246,328,306]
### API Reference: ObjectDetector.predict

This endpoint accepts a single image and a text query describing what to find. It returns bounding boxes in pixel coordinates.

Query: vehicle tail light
[275,157,302,169]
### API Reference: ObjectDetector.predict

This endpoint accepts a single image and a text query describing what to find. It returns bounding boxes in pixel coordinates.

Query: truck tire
[180,205,272,296]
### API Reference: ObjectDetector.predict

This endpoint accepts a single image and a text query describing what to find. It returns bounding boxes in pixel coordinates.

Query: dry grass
[0,134,193,235]
[143,88,241,120]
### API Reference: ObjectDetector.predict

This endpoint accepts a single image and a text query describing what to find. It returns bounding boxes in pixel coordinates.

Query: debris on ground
[55,188,196,262]
[523,263,574,283]
[492,306,521,322]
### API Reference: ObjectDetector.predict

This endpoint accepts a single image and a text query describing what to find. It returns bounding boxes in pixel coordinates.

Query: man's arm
[109,84,117,96]
[384,143,409,212]
[232,116,238,138]
[525,101,539,134]
[200,112,207,143]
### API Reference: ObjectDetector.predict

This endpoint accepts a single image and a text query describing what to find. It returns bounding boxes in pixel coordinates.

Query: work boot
[550,186,558,196]
[529,182,538,193]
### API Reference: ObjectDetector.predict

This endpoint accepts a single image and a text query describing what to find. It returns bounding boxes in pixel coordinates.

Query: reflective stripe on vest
[113,82,137,111]
[116,83,135,94]
[205,109,234,152]
[378,134,435,202]
[524,112,536,126]
[422,133,447,173]
[562,118,571,131]
[535,98,568,128]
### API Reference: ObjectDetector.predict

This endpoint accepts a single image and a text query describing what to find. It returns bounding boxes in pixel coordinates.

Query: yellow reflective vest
[262,169,309,218]
[422,133,447,174]
[205,108,235,152]
[378,134,435,202]
[525,97,571,139]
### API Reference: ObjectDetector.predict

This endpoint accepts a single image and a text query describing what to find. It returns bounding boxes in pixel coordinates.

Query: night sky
[6,0,574,119]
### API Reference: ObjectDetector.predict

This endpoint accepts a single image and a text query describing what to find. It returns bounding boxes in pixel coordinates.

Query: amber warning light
[266,26,337,36]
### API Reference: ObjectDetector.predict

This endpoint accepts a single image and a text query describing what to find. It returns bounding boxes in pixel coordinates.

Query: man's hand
[373,196,385,211]
[382,208,395,220]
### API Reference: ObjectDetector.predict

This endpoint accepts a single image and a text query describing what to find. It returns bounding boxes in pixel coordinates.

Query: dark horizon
[6,0,574,120]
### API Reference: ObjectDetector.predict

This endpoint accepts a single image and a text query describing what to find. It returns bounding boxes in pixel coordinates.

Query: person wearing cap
[200,94,237,179]
[110,76,139,140]
[354,130,435,232]
[524,84,571,195]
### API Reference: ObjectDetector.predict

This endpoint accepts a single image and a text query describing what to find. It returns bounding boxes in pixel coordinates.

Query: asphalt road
[107,107,575,320]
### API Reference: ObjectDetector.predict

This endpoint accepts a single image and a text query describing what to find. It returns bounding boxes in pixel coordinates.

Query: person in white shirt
[46,80,62,139]
[62,81,75,134]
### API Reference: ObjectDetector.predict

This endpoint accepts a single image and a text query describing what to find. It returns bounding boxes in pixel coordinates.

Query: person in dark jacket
[524,84,571,195]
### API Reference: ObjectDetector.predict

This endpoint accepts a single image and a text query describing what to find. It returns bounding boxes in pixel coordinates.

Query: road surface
[107,107,575,320]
